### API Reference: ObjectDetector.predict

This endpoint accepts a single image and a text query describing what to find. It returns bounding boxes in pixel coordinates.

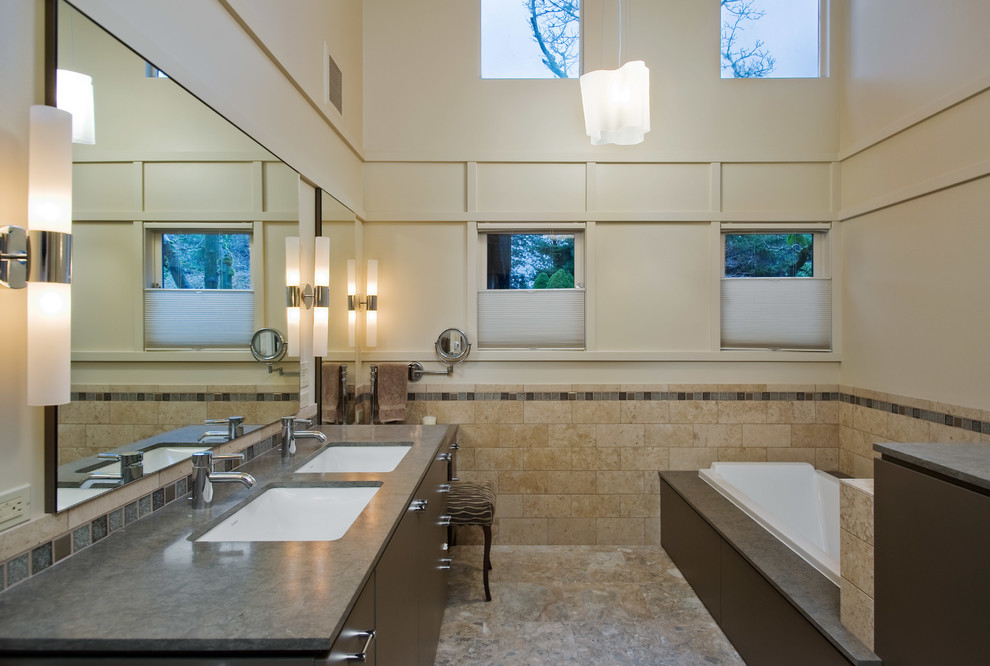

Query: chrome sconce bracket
[0,225,72,289]
[286,283,315,309]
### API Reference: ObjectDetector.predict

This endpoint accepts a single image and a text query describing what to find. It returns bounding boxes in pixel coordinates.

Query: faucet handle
[205,416,245,425]
[293,418,312,428]
[98,451,144,466]
[191,451,244,472]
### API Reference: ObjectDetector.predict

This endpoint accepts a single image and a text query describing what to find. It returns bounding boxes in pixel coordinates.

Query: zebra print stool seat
[447,480,496,601]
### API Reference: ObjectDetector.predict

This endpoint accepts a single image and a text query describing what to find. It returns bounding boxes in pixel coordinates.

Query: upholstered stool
[447,480,497,601]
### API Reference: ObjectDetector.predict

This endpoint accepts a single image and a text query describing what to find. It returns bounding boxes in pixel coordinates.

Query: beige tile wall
[838,386,990,478]
[58,385,299,465]
[405,383,841,546]
[840,479,875,651]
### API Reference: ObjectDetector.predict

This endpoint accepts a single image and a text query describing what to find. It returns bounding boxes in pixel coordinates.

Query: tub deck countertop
[0,424,454,657]
[660,471,880,666]
[874,442,990,492]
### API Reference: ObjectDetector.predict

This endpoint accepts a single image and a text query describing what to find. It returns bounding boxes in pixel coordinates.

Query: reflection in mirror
[50,2,351,512]
[436,328,472,365]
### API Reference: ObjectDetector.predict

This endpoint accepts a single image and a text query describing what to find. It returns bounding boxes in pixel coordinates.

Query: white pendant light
[56,69,95,145]
[580,60,650,145]
[579,0,650,146]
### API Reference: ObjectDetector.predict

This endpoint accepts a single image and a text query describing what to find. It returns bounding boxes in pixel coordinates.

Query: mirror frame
[250,328,287,363]
[435,328,472,365]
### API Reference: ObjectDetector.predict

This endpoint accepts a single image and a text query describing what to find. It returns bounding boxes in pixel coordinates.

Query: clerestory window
[720,0,822,79]
[481,0,581,79]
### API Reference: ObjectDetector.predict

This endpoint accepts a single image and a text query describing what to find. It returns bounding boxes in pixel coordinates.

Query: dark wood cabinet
[374,452,449,665]
[327,573,376,665]
[875,458,990,665]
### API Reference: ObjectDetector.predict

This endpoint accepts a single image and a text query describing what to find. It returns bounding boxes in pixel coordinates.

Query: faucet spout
[208,471,256,488]
[190,451,254,509]
[280,417,326,458]
[294,430,328,443]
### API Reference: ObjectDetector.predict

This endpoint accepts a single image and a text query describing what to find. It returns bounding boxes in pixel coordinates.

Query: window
[481,0,580,79]
[145,227,255,349]
[720,226,831,350]
[477,225,585,349]
[145,62,169,79]
[720,0,820,78]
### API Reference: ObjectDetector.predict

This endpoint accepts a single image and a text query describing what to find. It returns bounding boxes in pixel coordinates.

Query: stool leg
[482,524,492,602]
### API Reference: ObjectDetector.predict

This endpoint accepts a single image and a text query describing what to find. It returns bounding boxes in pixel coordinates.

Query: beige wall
[838,0,990,420]
[0,0,46,519]
[363,0,840,163]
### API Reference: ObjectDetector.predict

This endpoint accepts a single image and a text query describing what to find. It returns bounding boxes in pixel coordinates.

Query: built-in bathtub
[699,462,841,585]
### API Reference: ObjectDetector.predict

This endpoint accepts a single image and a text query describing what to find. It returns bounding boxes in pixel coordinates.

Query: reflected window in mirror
[144,62,169,79]
[145,224,256,349]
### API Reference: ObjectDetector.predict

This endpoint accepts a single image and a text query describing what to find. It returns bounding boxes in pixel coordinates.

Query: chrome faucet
[199,416,245,442]
[85,451,145,486]
[190,451,256,509]
[279,417,327,458]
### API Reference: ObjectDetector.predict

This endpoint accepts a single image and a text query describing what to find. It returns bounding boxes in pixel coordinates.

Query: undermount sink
[296,442,413,474]
[195,484,381,542]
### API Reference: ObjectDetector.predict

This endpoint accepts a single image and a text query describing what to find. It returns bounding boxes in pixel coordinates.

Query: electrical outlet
[0,485,30,531]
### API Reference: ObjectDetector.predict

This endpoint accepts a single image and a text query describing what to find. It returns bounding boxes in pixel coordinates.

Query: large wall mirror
[52,1,358,511]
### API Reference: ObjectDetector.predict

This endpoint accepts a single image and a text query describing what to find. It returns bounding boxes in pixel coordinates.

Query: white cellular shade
[721,278,831,350]
[478,289,585,349]
[145,290,254,348]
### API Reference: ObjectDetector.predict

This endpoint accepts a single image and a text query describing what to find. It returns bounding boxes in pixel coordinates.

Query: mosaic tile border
[70,392,300,402]
[406,390,987,435]
[0,435,279,595]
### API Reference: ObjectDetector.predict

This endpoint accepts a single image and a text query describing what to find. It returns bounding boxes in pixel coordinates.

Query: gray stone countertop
[874,442,990,492]
[0,424,454,656]
[660,471,880,666]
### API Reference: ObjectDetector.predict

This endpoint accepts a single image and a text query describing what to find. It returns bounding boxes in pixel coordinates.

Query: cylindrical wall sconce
[347,259,357,348]
[285,236,301,358]
[27,105,74,406]
[365,259,378,348]
[313,236,330,357]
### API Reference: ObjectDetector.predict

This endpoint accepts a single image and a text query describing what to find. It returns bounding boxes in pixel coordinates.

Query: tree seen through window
[161,233,251,289]
[487,233,575,289]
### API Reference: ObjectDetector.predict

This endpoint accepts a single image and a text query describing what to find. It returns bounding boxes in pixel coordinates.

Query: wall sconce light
[0,106,74,406]
[312,236,330,357]
[579,0,650,146]
[56,69,95,145]
[284,236,304,358]
[346,259,379,348]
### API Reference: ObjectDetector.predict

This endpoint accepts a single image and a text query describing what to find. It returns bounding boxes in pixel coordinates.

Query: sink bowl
[195,484,381,542]
[296,442,413,474]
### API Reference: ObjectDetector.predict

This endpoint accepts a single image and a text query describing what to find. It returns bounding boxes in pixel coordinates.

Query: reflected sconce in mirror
[312,236,330,357]
[284,236,304,358]
[56,70,95,145]
[0,106,74,406]
[346,259,379,348]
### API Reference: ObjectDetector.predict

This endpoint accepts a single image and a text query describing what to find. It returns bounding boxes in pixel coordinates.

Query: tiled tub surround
[839,479,875,651]
[58,385,300,465]
[398,382,986,546]
[0,423,283,595]
[0,424,453,656]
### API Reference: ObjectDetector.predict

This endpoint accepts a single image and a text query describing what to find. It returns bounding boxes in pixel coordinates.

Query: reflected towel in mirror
[321,363,341,423]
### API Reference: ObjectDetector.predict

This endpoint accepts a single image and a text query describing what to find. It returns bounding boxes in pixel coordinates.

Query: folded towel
[321,363,341,423]
[376,363,408,423]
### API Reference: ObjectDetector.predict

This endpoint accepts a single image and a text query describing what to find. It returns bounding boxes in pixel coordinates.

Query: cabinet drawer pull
[438,452,452,462]
[410,499,428,511]
[438,484,451,493]
[345,629,375,662]
[439,558,452,570]
[439,515,452,526]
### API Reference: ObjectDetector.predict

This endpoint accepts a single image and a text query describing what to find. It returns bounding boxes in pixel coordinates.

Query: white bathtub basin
[195,485,380,542]
[296,442,413,473]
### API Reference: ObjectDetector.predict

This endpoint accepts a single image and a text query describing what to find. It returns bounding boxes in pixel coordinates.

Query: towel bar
[408,361,453,382]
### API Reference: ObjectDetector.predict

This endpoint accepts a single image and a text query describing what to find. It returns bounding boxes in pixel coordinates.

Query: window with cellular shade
[477,289,585,349]
[145,289,254,348]
[720,278,831,350]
